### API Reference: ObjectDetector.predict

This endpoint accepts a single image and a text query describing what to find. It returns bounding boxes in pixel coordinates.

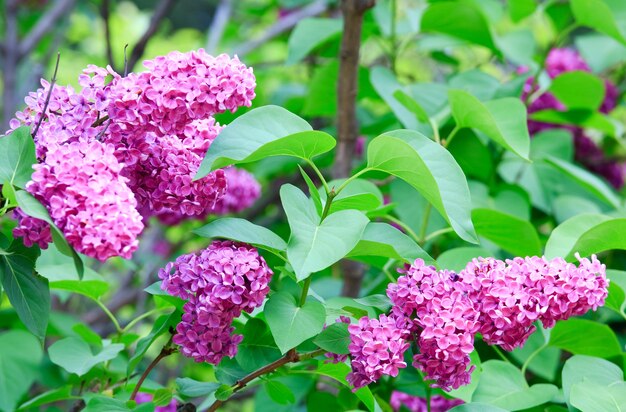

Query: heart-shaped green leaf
[265,292,326,354]
[281,184,369,281]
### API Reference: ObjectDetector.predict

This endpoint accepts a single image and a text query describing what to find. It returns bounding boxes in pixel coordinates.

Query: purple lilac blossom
[390,391,464,412]
[159,241,272,364]
[346,314,410,390]
[25,140,144,261]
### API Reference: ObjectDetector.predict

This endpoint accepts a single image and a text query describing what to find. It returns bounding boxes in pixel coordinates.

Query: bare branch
[18,0,77,60]
[32,52,61,139]
[101,0,116,71]
[206,0,233,55]
[127,0,178,71]
[233,0,329,57]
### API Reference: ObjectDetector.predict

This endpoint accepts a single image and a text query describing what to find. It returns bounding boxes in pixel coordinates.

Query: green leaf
[544,156,620,208]
[151,389,172,407]
[570,0,626,45]
[215,384,234,401]
[265,291,326,354]
[14,190,84,277]
[530,109,616,137]
[144,282,186,310]
[471,360,558,410]
[265,380,296,405]
[544,213,626,261]
[0,126,36,188]
[236,318,281,370]
[367,130,477,243]
[605,270,626,316]
[450,70,501,101]
[393,89,430,123]
[449,90,530,160]
[347,222,435,265]
[570,381,626,412]
[552,195,602,224]
[549,318,622,358]
[48,337,124,376]
[471,208,541,256]
[450,405,508,412]
[83,397,130,412]
[421,2,497,51]
[49,280,109,300]
[176,378,219,398]
[549,71,606,110]
[510,328,560,381]
[281,184,369,280]
[127,311,179,375]
[301,362,376,411]
[369,67,420,130]
[0,243,49,341]
[313,322,350,355]
[437,247,493,272]
[447,129,494,182]
[196,106,335,177]
[0,330,43,412]
[287,18,342,64]
[17,386,76,410]
[321,179,383,214]
[562,355,624,405]
[298,165,323,216]
[194,218,287,252]
[510,0,536,22]
[354,294,392,312]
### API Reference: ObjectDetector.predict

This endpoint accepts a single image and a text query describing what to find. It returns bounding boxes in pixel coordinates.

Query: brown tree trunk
[335,0,375,297]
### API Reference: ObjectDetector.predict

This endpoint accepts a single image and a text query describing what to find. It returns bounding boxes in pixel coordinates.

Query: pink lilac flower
[135,392,177,412]
[545,48,590,78]
[23,140,143,261]
[324,315,352,364]
[173,296,244,364]
[457,254,608,350]
[8,50,256,226]
[210,167,261,215]
[521,48,623,187]
[346,314,410,390]
[574,131,624,188]
[390,391,463,412]
[388,259,480,390]
[12,208,52,249]
[159,241,272,364]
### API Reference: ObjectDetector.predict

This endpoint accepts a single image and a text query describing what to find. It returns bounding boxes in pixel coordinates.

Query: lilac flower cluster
[522,48,623,187]
[387,260,479,390]
[390,391,463,412]
[7,50,257,260]
[210,167,261,215]
[27,140,144,260]
[346,314,410,389]
[159,240,272,364]
[348,255,607,391]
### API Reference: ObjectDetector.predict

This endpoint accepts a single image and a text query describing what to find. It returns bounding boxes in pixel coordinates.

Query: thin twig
[32,52,61,139]
[206,0,233,54]
[206,348,325,411]
[101,0,116,71]
[233,0,329,57]
[130,336,176,401]
[18,0,77,60]
[127,0,178,71]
